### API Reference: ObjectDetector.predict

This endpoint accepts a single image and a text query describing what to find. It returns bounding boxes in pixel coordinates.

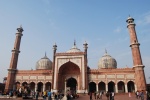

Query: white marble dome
[36,54,52,70]
[98,51,117,69]
[66,42,82,53]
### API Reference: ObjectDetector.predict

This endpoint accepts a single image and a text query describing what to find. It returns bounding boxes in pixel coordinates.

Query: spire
[43,52,47,58]
[105,48,107,54]
[74,39,76,46]
[45,52,47,57]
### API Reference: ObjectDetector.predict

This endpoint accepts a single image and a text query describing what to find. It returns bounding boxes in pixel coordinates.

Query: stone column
[43,84,45,92]
[115,84,118,93]
[106,84,108,92]
[125,84,128,93]
[35,84,37,92]
[62,79,67,100]
[134,84,137,92]
[96,84,98,92]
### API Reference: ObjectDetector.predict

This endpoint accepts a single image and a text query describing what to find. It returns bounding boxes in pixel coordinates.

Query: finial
[74,39,76,46]
[53,42,57,46]
[105,48,107,54]
[45,52,47,57]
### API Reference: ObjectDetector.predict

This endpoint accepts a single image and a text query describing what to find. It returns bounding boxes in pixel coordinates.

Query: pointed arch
[30,82,35,91]
[127,81,135,92]
[98,81,106,92]
[37,82,43,92]
[89,82,96,92]
[108,81,115,92]
[59,61,80,74]
[117,81,125,93]
[45,82,51,91]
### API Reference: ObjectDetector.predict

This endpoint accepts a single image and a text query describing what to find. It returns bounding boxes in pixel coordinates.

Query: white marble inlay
[107,75,115,78]
[117,75,124,78]
[16,76,22,80]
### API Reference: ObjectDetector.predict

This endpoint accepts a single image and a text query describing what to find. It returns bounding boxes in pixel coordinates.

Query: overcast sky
[0,0,150,83]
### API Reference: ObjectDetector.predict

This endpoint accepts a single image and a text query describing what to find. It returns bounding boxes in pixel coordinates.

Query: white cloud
[145,15,150,24]
[114,27,122,33]
[137,11,150,25]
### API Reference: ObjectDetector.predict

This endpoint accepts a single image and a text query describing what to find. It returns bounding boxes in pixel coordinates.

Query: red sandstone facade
[5,17,146,94]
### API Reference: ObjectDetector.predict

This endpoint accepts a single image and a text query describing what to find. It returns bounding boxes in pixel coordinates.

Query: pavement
[0,93,147,100]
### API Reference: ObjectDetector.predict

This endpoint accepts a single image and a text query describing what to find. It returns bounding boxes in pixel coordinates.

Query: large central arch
[58,61,80,91]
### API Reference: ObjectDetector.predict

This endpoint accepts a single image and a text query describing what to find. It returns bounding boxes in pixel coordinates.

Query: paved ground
[0,93,147,100]
[75,93,144,100]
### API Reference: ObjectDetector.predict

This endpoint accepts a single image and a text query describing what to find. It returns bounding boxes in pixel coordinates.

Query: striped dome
[98,51,117,69]
[36,54,52,70]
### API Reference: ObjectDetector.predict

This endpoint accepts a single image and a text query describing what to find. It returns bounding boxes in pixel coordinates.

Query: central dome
[36,54,52,70]
[98,51,117,69]
[66,41,82,53]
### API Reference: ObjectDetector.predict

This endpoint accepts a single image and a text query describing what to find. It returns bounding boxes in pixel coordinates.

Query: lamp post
[62,79,67,100]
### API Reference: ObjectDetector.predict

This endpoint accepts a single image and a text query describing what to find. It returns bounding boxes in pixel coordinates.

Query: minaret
[52,43,57,90]
[83,41,88,92]
[5,26,23,92]
[126,16,146,91]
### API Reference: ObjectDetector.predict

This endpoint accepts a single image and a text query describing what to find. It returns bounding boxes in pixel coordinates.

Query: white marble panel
[98,75,105,78]
[89,75,96,79]
[16,76,22,80]
[23,76,29,79]
[126,74,134,79]
[46,76,52,79]
[117,75,124,78]
[30,76,37,79]
[38,76,45,79]
[107,75,115,78]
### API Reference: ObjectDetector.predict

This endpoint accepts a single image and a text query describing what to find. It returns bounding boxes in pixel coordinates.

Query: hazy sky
[0,0,150,83]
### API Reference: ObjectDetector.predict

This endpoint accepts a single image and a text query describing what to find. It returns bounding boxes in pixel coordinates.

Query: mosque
[5,17,146,94]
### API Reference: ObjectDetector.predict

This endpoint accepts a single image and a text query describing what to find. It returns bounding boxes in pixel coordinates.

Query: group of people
[89,91,104,100]
[35,90,52,100]
[135,90,150,100]
[105,91,115,100]
[135,90,144,100]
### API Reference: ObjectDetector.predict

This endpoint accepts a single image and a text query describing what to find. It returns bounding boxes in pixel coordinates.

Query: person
[35,90,39,100]
[140,90,144,100]
[109,92,112,100]
[147,90,150,100]
[43,90,47,100]
[136,91,139,99]
[94,91,96,99]
[9,90,13,98]
[99,91,102,99]
[129,92,131,97]
[96,92,100,99]
[111,92,115,100]
[47,90,51,100]
[106,91,109,100]
[89,92,92,100]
